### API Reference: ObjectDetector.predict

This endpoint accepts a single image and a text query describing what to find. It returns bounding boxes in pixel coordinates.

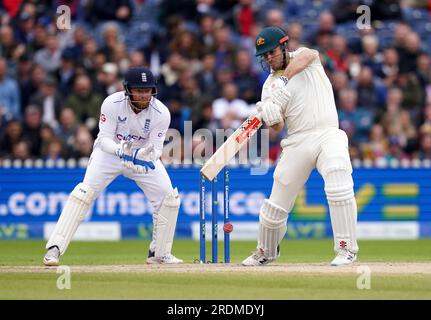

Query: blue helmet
[123,67,157,94]
[123,67,157,111]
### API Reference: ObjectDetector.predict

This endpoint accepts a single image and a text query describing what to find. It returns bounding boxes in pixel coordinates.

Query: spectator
[80,37,99,73]
[97,63,122,97]
[265,8,286,29]
[33,34,62,73]
[394,72,424,118]
[167,96,190,135]
[361,35,383,74]
[416,125,431,159]
[65,74,103,124]
[22,105,43,157]
[197,52,218,100]
[177,70,207,124]
[65,26,87,59]
[354,66,385,113]
[53,50,76,98]
[43,137,65,160]
[40,124,61,157]
[211,25,237,71]
[375,48,399,87]
[11,140,31,160]
[287,22,303,43]
[198,14,216,50]
[233,0,256,38]
[338,88,373,144]
[112,43,129,74]
[14,12,36,46]
[233,49,260,104]
[141,32,168,78]
[100,22,123,62]
[416,53,431,90]
[381,87,404,132]
[0,119,23,157]
[87,0,133,25]
[29,76,63,129]
[361,124,389,161]
[398,32,423,74]
[19,63,45,112]
[128,50,146,68]
[0,24,25,61]
[159,52,187,100]
[326,34,349,73]
[332,71,350,106]
[194,99,220,135]
[393,22,411,55]
[55,107,79,152]
[309,11,336,46]
[212,82,251,129]
[71,125,94,159]
[0,58,21,120]
[169,30,202,61]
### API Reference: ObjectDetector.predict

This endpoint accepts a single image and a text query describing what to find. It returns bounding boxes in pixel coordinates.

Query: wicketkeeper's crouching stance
[242,27,358,266]
[43,67,183,266]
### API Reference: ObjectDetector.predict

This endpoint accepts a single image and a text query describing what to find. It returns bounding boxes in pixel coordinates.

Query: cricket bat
[200,113,263,181]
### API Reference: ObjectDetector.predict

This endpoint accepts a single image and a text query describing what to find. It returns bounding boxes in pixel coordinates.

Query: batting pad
[155,188,181,258]
[324,169,359,254]
[46,183,96,254]
[258,199,288,260]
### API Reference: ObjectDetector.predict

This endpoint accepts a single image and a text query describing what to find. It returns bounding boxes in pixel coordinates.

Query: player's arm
[146,110,170,160]
[283,47,319,79]
[97,98,121,155]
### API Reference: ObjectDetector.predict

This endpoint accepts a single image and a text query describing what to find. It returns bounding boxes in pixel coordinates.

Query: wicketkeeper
[43,67,183,266]
[242,27,359,266]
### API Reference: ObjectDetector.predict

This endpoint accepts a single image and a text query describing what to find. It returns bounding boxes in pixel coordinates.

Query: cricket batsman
[242,27,358,266]
[43,67,183,266]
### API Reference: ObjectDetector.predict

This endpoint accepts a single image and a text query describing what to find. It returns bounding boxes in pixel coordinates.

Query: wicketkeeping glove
[122,144,156,174]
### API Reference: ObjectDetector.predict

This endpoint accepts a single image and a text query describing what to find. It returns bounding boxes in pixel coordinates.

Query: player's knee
[162,187,181,209]
[324,168,355,204]
[70,182,97,205]
[260,199,288,228]
[154,187,180,212]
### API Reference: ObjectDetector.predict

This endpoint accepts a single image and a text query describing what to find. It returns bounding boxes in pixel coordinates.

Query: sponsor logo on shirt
[117,116,127,123]
[116,133,146,141]
[100,113,106,123]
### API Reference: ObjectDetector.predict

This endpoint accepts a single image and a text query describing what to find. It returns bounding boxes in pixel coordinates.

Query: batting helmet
[255,27,289,57]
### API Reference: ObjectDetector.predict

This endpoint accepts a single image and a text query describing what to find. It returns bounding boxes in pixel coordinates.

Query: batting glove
[271,76,291,111]
[256,101,283,127]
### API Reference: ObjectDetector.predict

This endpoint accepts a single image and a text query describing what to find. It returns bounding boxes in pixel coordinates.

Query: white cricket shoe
[242,249,273,266]
[146,251,183,264]
[330,250,357,266]
[43,246,60,266]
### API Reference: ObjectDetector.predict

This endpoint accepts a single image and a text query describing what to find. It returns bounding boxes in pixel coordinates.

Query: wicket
[199,167,230,263]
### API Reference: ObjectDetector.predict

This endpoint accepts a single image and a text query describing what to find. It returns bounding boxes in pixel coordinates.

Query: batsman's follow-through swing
[202,26,359,267]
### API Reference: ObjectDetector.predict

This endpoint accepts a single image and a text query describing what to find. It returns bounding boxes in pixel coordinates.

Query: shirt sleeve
[147,109,170,159]
[291,47,321,67]
[97,97,119,155]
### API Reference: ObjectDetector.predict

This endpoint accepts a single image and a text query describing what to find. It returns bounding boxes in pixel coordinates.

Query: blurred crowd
[0,0,430,164]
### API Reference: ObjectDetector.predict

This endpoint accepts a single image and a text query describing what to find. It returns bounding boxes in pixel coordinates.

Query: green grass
[1,239,431,299]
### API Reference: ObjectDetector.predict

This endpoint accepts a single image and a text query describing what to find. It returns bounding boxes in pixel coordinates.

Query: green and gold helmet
[255,27,289,57]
